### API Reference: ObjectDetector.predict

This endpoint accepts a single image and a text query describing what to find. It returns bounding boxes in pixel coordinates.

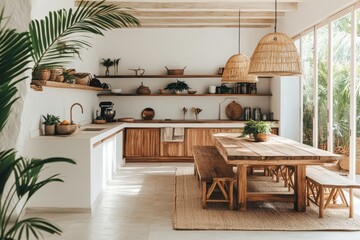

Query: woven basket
[33,69,50,80]
[248,32,302,76]
[165,66,186,75]
[75,73,91,85]
[49,68,63,81]
[225,101,243,120]
[222,54,258,83]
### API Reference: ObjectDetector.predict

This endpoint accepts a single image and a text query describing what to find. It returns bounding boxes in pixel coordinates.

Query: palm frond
[30,0,140,69]
[0,9,31,132]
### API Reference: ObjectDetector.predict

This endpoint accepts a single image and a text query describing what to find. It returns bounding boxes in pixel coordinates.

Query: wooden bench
[306,166,360,218]
[193,146,235,210]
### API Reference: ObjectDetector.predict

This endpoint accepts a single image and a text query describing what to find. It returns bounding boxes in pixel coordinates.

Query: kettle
[136,82,151,95]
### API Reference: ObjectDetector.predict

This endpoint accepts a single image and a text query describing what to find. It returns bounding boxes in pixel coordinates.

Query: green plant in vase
[164,80,190,94]
[101,58,114,76]
[241,120,272,142]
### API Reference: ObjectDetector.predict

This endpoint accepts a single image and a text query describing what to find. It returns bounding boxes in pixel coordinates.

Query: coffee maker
[99,101,116,122]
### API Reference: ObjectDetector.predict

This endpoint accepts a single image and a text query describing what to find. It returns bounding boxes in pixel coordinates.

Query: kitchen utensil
[137,82,151,95]
[99,101,114,121]
[111,88,122,94]
[129,67,145,76]
[165,66,186,75]
[56,124,77,135]
[118,118,135,122]
[225,101,242,120]
[104,109,116,122]
[141,108,155,120]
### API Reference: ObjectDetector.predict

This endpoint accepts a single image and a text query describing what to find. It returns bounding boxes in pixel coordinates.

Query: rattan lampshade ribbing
[248,32,302,76]
[222,54,258,83]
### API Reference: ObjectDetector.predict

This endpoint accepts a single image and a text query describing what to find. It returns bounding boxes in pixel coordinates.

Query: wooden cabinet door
[125,128,160,157]
[160,142,185,157]
[185,128,242,156]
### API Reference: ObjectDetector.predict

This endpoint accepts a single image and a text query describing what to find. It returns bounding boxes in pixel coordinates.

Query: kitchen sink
[82,128,106,131]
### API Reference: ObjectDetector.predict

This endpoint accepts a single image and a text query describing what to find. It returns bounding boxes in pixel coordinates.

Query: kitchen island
[25,120,279,212]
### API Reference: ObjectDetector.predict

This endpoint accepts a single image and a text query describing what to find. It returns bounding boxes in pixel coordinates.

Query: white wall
[96,27,273,119]
[279,0,356,37]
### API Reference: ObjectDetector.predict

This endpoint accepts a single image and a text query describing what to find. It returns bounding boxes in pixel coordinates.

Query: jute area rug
[173,167,360,231]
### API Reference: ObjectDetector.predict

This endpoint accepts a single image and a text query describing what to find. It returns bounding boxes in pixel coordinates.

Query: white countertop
[33,121,280,144]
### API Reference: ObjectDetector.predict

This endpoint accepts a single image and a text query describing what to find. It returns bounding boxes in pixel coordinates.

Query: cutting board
[219,98,241,120]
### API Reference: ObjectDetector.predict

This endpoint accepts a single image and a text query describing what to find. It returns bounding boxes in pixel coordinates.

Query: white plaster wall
[279,0,356,37]
[96,27,273,119]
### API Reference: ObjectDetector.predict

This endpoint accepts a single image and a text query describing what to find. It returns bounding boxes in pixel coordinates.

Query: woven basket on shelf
[49,68,63,81]
[248,32,302,76]
[33,69,50,80]
[222,54,258,83]
[75,73,91,85]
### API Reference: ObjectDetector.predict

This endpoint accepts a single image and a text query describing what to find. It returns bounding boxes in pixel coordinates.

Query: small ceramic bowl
[111,88,122,94]
[187,90,197,94]
[159,89,166,94]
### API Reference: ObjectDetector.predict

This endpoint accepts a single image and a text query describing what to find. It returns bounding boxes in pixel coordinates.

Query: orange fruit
[61,120,69,125]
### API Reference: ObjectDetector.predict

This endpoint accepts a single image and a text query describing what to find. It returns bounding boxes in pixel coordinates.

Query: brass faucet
[70,103,84,124]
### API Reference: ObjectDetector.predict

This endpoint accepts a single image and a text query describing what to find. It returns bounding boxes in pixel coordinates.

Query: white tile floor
[27,163,360,240]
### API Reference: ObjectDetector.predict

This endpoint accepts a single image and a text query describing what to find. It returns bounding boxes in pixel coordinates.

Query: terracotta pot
[44,124,55,135]
[254,133,270,142]
[33,69,50,80]
[137,82,151,95]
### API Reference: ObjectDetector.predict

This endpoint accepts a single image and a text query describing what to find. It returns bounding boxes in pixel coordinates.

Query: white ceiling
[76,0,305,28]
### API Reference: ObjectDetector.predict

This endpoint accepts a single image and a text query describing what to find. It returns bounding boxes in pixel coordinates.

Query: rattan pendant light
[222,11,258,83]
[248,0,302,76]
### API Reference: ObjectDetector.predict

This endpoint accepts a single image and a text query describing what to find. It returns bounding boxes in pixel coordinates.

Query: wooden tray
[118,118,135,122]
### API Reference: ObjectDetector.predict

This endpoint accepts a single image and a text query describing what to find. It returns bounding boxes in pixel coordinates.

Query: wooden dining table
[213,133,341,212]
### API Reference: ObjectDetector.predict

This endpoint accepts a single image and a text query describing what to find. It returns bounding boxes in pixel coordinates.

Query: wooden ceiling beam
[138,24,272,28]
[77,1,297,11]
[127,10,285,18]
[138,18,274,24]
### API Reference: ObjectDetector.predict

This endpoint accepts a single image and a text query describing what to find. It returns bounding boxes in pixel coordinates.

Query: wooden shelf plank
[95,74,222,78]
[98,93,272,97]
[31,80,104,91]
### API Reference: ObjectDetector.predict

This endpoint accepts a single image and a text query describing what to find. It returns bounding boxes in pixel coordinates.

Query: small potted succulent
[241,120,272,142]
[164,80,190,94]
[42,114,60,135]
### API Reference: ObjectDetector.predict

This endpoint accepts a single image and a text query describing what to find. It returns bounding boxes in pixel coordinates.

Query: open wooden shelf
[98,93,272,97]
[95,74,222,78]
[95,75,273,79]
[31,80,104,91]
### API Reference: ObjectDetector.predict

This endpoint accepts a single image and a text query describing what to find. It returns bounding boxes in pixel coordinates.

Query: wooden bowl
[141,108,155,120]
[56,124,77,135]
[94,119,106,124]
[187,90,197,94]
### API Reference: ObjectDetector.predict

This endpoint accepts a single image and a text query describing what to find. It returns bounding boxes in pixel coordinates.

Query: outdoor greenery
[241,120,272,137]
[0,1,140,239]
[302,12,360,156]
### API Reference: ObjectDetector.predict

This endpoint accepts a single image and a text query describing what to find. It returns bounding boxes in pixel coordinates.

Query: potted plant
[42,114,60,135]
[164,80,190,94]
[241,120,272,142]
[100,58,114,76]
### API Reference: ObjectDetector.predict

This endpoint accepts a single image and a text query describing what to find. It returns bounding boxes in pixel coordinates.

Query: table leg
[294,165,306,212]
[237,165,247,211]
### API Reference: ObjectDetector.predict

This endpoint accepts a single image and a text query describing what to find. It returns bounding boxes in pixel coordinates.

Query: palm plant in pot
[241,120,272,142]
[164,80,190,94]
[0,1,140,239]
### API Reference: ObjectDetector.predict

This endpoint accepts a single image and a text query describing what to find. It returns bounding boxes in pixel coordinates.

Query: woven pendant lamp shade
[248,32,302,76]
[222,54,258,83]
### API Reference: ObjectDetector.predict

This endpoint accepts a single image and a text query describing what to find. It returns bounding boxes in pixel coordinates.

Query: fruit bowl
[56,124,77,135]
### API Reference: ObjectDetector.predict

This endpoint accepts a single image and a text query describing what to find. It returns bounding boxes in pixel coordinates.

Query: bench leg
[229,180,234,210]
[319,186,324,218]
[202,181,207,209]
[350,188,354,218]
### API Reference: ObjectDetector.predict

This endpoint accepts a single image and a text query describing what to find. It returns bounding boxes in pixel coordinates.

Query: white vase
[209,86,216,94]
